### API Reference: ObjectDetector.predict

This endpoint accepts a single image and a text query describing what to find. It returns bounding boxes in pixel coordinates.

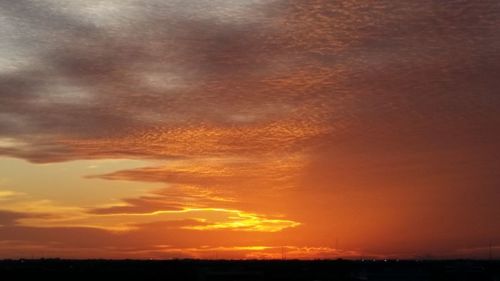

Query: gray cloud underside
[0,0,498,161]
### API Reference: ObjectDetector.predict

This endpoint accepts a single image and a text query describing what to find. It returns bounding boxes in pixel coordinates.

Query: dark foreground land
[0,259,499,281]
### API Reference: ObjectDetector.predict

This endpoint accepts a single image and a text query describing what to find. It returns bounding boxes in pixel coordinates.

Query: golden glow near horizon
[1,0,499,259]
[0,158,299,233]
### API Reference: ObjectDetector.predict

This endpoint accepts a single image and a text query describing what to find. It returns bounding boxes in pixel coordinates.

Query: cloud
[88,156,303,192]
[0,215,302,259]
[0,190,24,201]
[88,185,235,215]
[0,0,498,164]
[0,210,51,227]
[0,0,343,164]
[6,182,300,233]
[86,206,301,233]
[1,0,498,166]
[0,210,27,227]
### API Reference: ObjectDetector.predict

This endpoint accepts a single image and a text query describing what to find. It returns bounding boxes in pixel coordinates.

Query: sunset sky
[0,0,499,259]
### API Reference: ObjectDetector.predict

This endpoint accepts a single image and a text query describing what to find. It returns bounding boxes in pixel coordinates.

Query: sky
[0,0,499,259]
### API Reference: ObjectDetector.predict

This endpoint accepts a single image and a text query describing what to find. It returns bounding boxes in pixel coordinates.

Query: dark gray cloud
[0,210,27,226]
[0,210,48,227]
[0,0,499,161]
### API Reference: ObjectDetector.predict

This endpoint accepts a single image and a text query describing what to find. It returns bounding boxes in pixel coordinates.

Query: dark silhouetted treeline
[0,259,499,281]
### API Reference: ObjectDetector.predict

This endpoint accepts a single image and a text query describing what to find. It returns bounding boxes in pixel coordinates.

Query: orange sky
[0,0,499,259]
